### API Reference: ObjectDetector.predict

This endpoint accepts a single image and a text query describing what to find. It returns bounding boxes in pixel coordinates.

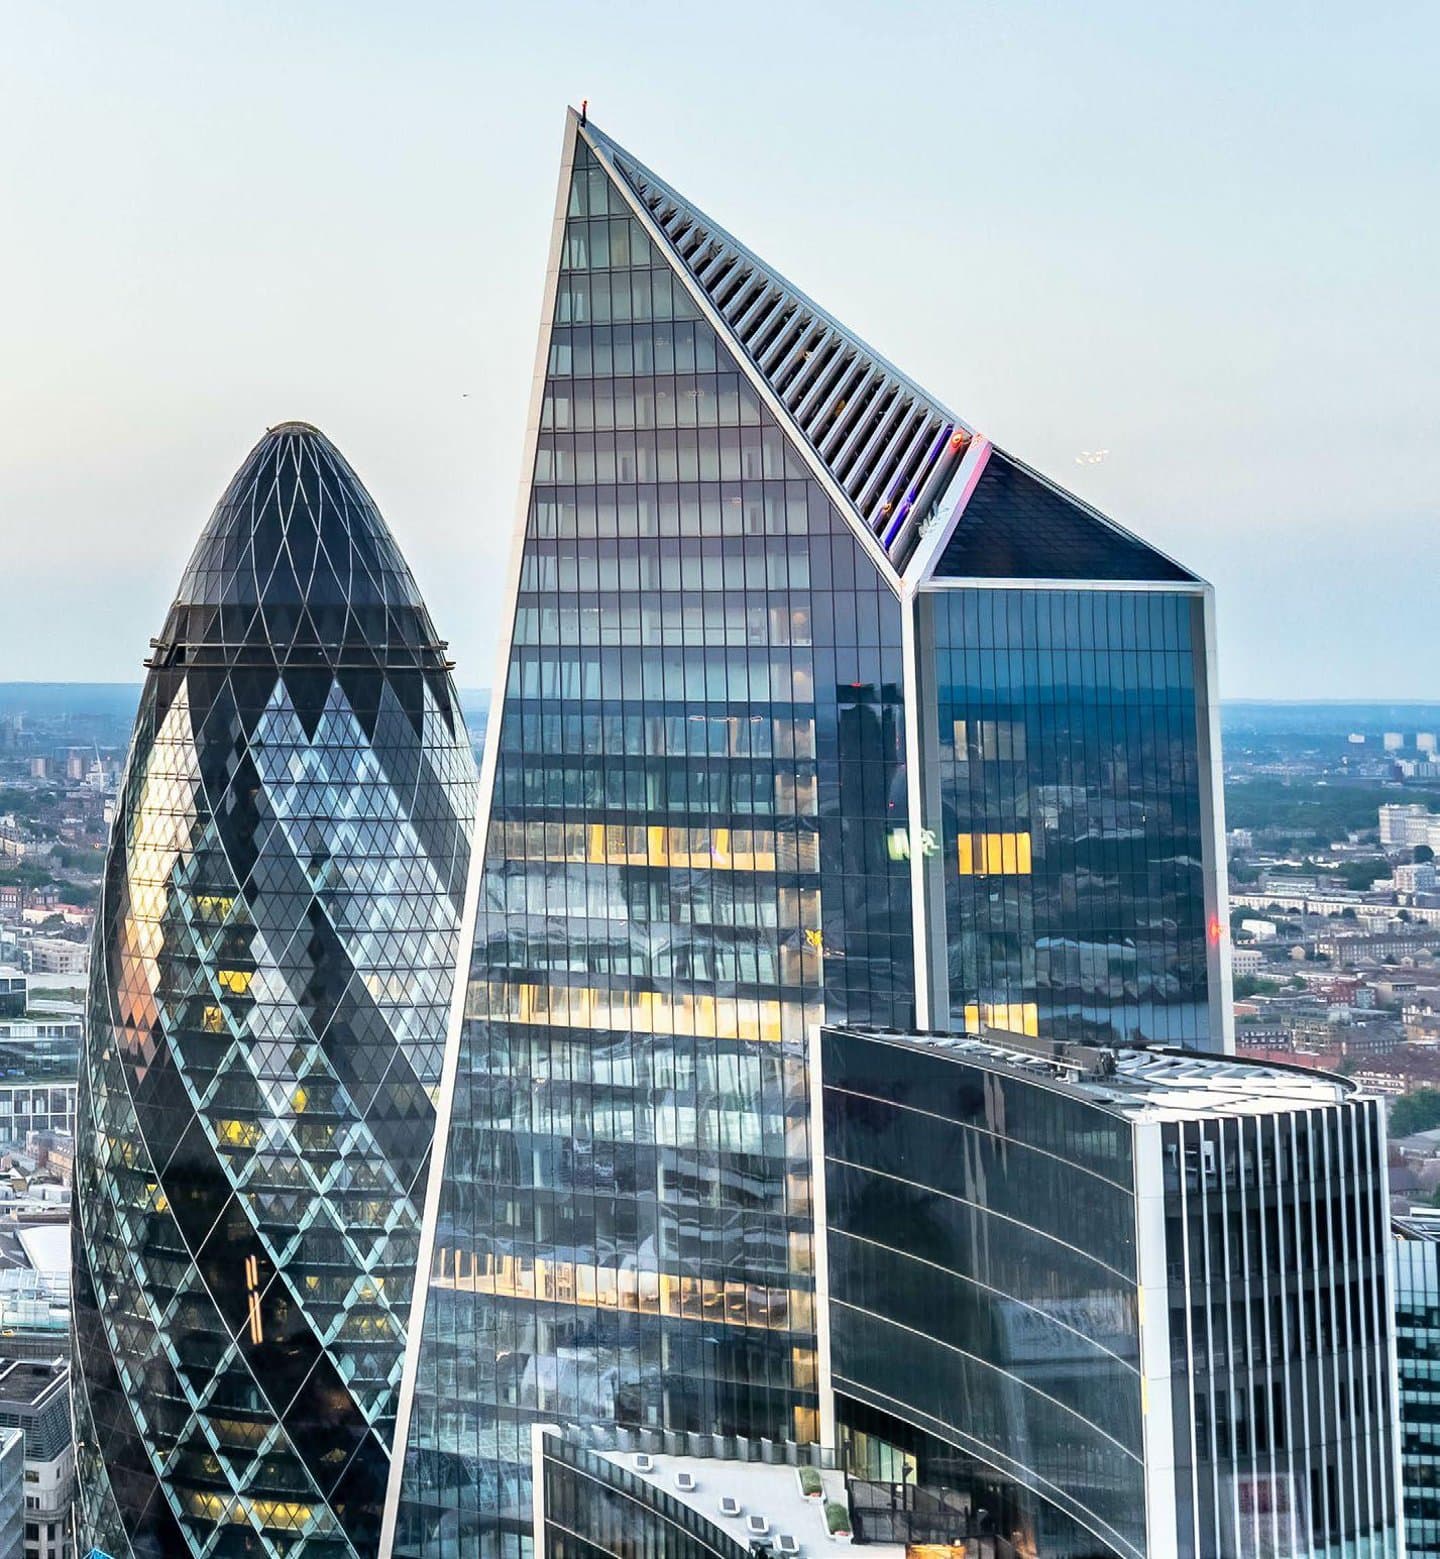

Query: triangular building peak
[581,116,972,570]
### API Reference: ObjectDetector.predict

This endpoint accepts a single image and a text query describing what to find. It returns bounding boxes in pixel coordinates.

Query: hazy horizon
[2,1,1435,698]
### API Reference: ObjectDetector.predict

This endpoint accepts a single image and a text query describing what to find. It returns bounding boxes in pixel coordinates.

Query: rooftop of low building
[827,1025,1358,1123]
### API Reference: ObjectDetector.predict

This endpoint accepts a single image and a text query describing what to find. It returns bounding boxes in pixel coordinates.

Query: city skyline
[2,1,1437,700]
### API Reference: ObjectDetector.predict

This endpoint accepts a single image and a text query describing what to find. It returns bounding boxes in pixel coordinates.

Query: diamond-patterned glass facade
[73,423,477,1559]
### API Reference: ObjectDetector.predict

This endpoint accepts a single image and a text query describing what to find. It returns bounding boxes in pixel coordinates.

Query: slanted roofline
[576,108,1208,590]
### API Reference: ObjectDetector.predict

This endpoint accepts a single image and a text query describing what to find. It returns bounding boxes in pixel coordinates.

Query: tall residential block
[73,424,477,1557]
[387,110,1229,1557]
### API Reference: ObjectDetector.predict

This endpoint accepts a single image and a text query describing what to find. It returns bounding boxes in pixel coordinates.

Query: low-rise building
[17,942,85,980]
[0,1359,70,1559]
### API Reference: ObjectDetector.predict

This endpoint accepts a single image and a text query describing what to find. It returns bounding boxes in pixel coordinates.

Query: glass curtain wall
[394,141,913,1556]
[820,1027,1144,1559]
[1395,1229,1440,1559]
[927,586,1211,1047]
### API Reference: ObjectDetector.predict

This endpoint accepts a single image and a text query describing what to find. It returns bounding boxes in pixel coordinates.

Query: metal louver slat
[818,364,883,461]
[753,304,798,364]
[743,294,788,351]
[846,393,915,498]
[733,285,778,337]
[829,373,896,472]
[862,411,935,523]
[696,245,732,288]
[771,320,825,392]
[792,338,849,421]
[590,121,972,568]
[856,406,928,514]
[758,309,809,374]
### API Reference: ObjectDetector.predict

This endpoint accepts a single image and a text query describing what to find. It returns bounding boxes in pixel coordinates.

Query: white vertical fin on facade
[807,1026,836,1449]
[1134,1122,1178,1557]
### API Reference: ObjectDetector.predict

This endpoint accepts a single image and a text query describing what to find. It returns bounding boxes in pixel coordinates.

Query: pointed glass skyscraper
[73,424,477,1558]
[386,112,1228,1557]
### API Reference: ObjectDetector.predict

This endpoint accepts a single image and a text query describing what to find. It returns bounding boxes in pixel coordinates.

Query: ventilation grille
[604,144,969,567]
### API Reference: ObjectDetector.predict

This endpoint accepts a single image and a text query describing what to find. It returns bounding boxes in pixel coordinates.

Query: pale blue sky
[1,0,1434,696]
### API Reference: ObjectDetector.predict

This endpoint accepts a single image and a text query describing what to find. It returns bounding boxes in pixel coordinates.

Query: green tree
[1390,1089,1440,1138]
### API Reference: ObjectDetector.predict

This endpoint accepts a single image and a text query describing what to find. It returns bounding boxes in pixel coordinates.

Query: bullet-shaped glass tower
[73,424,477,1558]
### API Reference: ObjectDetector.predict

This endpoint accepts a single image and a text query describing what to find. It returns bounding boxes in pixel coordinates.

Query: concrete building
[1381,804,1440,850]
[18,943,85,981]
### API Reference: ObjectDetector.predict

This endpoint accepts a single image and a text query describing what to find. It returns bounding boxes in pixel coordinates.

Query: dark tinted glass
[930,585,1214,1048]
[822,1029,1143,1556]
[934,453,1195,582]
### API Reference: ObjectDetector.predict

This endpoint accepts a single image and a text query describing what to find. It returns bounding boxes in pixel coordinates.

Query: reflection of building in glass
[1395,1213,1440,1558]
[389,108,1230,1556]
[73,424,477,1558]
[821,1026,1401,1558]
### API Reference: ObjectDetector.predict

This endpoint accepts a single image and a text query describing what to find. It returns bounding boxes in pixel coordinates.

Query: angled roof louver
[583,122,971,570]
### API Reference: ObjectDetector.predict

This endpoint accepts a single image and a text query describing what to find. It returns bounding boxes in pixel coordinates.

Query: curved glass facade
[73,424,477,1558]
[820,1026,1144,1558]
[537,1434,751,1559]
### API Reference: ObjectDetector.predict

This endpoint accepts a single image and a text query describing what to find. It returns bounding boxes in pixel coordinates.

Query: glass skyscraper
[1395,1214,1440,1558]
[386,109,1229,1557]
[73,423,477,1558]
[822,1026,1400,1559]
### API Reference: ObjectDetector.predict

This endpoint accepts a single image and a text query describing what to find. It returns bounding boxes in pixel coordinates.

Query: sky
[0,0,1435,698]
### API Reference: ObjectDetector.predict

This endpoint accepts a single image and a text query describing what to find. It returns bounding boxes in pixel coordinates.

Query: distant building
[1382,804,1440,849]
[1231,946,1266,978]
[1420,733,1438,756]
[19,942,85,980]
[0,1021,80,1081]
[0,1359,71,1559]
[0,1429,21,1559]
[1399,862,1440,895]
[1317,930,1440,966]
[0,976,22,1022]
[0,1086,75,1147]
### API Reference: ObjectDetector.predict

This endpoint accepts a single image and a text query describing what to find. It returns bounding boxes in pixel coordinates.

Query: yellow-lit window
[957,831,1032,876]
[963,1001,1040,1038]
